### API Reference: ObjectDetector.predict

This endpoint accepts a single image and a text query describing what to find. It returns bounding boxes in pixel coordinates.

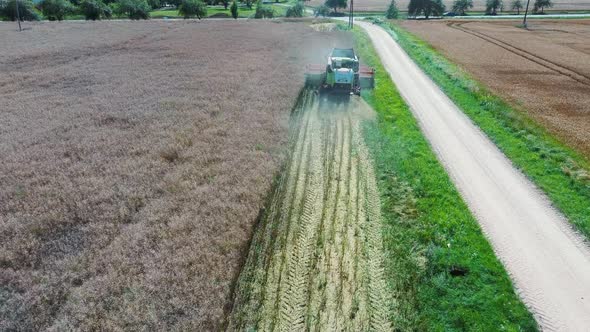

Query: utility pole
[349,0,353,29]
[522,0,531,28]
[15,0,22,31]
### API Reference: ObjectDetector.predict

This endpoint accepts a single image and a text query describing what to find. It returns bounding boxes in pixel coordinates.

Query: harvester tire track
[337,114,357,326]
[229,94,395,331]
[277,104,325,331]
[306,115,338,331]
[227,90,313,331]
[335,115,353,329]
[258,98,315,331]
[320,115,346,330]
[448,22,590,86]
[306,116,340,332]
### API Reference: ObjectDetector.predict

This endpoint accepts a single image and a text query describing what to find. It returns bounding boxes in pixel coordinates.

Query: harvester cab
[305,48,374,96]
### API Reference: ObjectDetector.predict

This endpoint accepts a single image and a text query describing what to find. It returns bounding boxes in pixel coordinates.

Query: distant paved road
[356,21,590,331]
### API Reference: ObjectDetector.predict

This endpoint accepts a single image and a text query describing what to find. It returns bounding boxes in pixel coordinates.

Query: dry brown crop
[399,19,590,157]
[0,20,350,331]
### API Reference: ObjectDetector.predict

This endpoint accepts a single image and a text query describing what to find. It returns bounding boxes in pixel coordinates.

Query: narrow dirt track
[228,91,393,331]
[356,21,590,331]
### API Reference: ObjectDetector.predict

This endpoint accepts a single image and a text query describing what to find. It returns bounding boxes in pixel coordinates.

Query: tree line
[407,0,554,17]
[0,0,217,20]
[312,0,554,19]
[0,0,307,21]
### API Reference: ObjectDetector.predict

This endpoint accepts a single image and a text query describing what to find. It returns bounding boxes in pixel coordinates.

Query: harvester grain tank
[305,48,375,95]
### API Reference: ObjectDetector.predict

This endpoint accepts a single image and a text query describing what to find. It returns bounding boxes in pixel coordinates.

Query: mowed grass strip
[352,27,538,331]
[383,21,590,240]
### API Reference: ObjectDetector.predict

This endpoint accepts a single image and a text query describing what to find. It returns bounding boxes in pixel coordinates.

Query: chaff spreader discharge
[305,48,375,96]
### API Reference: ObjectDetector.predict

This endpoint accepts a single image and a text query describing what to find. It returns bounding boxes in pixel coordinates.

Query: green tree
[230,0,237,18]
[510,0,522,13]
[114,0,150,19]
[40,0,74,20]
[254,0,273,17]
[146,0,160,9]
[179,0,206,18]
[80,0,112,19]
[286,1,303,16]
[313,3,329,16]
[533,0,552,13]
[385,0,398,18]
[485,0,501,14]
[408,0,445,18]
[451,0,472,15]
[0,0,41,20]
[324,0,345,13]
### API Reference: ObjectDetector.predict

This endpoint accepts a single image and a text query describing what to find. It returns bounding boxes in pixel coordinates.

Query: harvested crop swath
[228,91,393,331]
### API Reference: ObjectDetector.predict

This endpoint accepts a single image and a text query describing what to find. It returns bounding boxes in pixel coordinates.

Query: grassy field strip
[228,91,394,331]
[382,21,590,242]
[350,26,538,330]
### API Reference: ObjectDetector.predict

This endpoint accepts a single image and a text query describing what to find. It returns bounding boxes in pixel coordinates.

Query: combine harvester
[305,48,375,96]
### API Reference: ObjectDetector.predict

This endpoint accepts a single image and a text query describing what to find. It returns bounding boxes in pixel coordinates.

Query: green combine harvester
[305,48,375,96]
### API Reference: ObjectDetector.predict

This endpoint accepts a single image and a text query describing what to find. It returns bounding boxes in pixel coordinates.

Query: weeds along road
[228,91,393,331]
[355,21,590,331]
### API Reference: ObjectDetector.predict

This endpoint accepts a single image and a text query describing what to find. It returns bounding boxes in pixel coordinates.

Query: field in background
[0,20,350,331]
[308,0,590,12]
[400,19,590,156]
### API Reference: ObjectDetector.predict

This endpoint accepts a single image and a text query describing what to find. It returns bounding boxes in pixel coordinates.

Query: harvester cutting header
[305,48,375,96]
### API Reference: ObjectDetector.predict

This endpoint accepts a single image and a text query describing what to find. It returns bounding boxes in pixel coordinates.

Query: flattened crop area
[229,91,393,331]
[400,20,590,156]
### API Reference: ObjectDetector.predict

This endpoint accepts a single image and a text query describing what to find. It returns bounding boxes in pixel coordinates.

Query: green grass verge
[382,22,590,240]
[351,26,538,331]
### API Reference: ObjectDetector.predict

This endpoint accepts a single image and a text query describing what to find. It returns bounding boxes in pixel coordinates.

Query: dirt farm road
[356,21,590,330]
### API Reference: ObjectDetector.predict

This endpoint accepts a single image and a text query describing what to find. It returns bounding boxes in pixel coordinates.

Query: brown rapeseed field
[0,20,349,330]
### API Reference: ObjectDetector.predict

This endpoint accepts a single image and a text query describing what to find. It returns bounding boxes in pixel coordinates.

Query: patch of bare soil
[0,20,351,331]
[400,19,590,157]
[228,91,393,331]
